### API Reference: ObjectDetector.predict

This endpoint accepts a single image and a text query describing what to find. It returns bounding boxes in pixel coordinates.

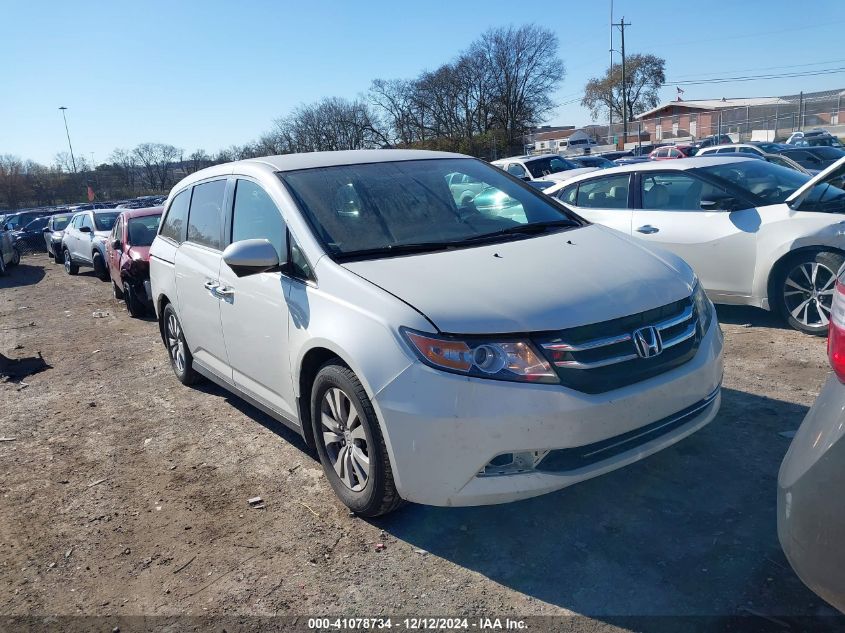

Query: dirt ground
[1,254,842,629]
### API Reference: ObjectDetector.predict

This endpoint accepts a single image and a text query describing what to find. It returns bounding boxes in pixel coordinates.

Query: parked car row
[538,155,845,335]
[33,206,163,317]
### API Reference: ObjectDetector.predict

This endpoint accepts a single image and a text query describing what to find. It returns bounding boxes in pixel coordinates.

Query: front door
[174,179,231,381]
[632,171,758,297]
[218,178,296,421]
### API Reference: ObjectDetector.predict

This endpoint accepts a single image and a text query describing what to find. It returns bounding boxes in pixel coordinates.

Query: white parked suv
[62,209,121,280]
[149,150,723,516]
[491,154,597,183]
[545,156,845,334]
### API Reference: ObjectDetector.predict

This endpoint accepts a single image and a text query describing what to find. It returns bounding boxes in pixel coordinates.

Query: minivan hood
[342,224,695,334]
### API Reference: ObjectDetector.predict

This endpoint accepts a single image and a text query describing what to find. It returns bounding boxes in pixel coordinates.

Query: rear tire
[311,362,403,517]
[162,303,199,385]
[774,250,845,335]
[63,249,78,275]
[10,247,19,267]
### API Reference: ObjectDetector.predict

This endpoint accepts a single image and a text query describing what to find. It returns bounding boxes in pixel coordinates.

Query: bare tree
[132,143,182,190]
[109,148,138,192]
[582,54,666,122]
[273,97,388,153]
[475,25,566,153]
[0,155,28,210]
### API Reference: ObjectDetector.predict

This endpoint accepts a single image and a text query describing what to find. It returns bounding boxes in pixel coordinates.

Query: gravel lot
[1,254,842,628]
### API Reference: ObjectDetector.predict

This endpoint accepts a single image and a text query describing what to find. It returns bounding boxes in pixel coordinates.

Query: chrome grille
[535,296,700,394]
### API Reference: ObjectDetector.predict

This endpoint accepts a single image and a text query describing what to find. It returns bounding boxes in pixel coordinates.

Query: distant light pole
[58,106,77,173]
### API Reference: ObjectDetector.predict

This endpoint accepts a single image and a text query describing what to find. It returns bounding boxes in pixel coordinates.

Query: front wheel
[311,362,403,517]
[92,251,109,281]
[124,281,146,318]
[10,247,20,267]
[775,250,844,335]
[162,303,199,385]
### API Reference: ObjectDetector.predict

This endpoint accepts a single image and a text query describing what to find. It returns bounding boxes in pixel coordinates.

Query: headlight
[692,279,714,336]
[401,328,558,384]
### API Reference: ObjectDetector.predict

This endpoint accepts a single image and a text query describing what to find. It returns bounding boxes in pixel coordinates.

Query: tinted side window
[557,185,577,205]
[231,179,286,259]
[641,173,729,211]
[187,180,226,249]
[506,163,527,177]
[574,175,631,209]
[160,189,190,243]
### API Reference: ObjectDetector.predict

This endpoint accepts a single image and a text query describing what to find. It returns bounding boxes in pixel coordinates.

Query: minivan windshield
[279,158,582,260]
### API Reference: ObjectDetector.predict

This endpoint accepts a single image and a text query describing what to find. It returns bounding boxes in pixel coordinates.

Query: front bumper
[372,320,723,507]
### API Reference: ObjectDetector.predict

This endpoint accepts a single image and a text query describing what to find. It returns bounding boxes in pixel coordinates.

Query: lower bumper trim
[536,386,720,473]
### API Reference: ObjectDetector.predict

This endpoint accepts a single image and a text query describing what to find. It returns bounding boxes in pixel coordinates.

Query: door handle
[203,280,219,292]
[215,286,234,298]
[636,225,659,234]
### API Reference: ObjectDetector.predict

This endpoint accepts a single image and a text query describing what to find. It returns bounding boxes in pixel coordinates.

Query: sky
[2,0,844,165]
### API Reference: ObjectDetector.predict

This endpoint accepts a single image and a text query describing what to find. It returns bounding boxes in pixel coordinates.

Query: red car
[105,207,162,317]
[649,145,697,160]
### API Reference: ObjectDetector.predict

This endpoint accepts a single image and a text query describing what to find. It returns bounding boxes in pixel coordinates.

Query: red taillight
[828,280,845,383]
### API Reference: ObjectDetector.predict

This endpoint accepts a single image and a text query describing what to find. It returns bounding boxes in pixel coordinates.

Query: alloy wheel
[320,387,370,492]
[166,313,186,373]
[783,261,836,328]
[63,253,71,274]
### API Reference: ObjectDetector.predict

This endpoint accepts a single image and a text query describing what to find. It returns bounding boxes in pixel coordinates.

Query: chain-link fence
[532,88,845,153]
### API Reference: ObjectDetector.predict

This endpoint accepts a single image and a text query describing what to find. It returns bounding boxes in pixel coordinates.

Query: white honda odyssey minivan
[149,150,723,516]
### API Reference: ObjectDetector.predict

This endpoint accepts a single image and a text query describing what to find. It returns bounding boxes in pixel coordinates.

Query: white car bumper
[372,321,723,507]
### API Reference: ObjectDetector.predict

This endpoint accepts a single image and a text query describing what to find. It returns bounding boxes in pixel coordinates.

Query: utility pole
[608,0,613,144]
[612,18,631,146]
[58,106,77,173]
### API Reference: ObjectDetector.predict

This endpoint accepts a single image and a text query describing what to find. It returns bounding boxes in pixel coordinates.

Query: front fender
[753,218,845,306]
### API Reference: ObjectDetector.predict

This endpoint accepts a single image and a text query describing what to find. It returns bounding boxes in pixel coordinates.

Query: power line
[666,66,845,86]
[670,58,845,80]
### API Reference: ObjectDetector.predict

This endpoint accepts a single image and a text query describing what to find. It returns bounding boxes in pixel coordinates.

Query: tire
[0,253,6,277]
[53,246,64,264]
[310,362,403,517]
[63,249,79,275]
[92,251,109,281]
[162,303,199,385]
[774,250,845,336]
[124,281,146,318]
[112,280,124,300]
[10,247,20,267]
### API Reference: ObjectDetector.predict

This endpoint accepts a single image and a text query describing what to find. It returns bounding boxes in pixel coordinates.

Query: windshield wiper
[336,220,579,260]
[460,219,578,243]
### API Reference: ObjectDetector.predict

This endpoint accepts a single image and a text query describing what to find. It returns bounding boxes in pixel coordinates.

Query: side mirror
[79,226,92,233]
[700,198,740,211]
[111,239,121,249]
[222,239,282,278]
[43,226,51,232]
